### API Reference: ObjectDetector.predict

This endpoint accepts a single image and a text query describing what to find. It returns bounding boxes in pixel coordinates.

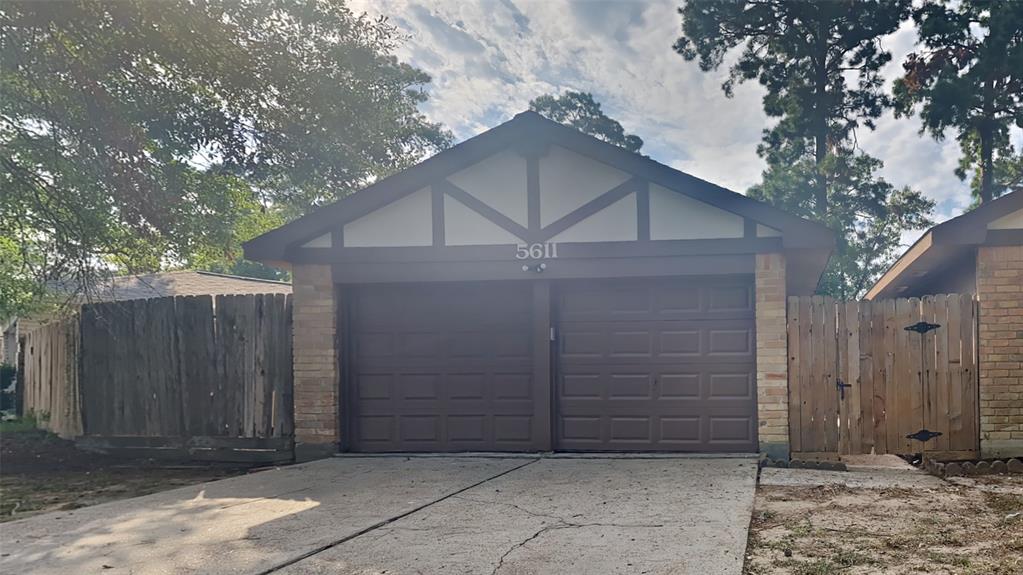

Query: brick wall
[291,264,339,457]
[756,252,789,459]
[977,245,1023,458]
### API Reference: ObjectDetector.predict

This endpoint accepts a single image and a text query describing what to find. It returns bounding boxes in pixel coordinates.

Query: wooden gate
[788,295,979,459]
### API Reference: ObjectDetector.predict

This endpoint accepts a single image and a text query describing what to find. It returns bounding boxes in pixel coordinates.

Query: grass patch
[0,415,40,434]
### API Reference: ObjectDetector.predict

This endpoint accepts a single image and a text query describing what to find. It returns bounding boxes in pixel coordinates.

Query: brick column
[756,253,789,459]
[291,264,340,460]
[977,245,1023,458]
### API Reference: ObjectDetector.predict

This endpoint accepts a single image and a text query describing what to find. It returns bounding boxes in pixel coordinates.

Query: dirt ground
[745,473,1023,575]
[0,429,250,522]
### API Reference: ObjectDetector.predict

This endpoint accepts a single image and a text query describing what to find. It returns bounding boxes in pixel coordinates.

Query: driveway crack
[256,458,540,574]
[490,520,664,575]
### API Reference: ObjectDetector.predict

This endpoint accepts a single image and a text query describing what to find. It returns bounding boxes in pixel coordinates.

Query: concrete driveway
[0,455,757,575]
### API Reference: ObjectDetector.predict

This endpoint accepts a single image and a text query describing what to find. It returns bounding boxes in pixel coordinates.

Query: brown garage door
[348,282,540,452]
[555,276,757,452]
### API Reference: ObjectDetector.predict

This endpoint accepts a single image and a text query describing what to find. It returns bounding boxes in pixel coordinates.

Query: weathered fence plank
[21,318,82,438]
[72,294,294,461]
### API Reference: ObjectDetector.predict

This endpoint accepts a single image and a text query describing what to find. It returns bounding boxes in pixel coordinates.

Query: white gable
[539,146,630,226]
[988,208,1023,230]
[444,195,523,245]
[649,184,744,240]
[448,150,528,227]
[311,147,781,250]
[344,187,432,247]
[550,193,637,243]
[302,233,332,248]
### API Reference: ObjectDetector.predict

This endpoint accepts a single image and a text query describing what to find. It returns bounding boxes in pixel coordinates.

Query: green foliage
[894,0,1023,204]
[1,0,450,304]
[529,91,643,152]
[0,237,51,320]
[676,0,934,298]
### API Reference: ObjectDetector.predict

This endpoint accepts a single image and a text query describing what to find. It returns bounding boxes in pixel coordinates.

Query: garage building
[244,111,834,459]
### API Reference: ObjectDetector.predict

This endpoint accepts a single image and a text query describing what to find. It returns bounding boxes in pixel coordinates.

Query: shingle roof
[75,271,292,301]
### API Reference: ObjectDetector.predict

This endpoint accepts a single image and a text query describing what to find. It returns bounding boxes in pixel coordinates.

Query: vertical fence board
[822,297,839,452]
[810,296,826,450]
[798,295,813,451]
[787,297,802,453]
[837,303,850,454]
[845,301,862,454]
[962,296,979,453]
[946,294,964,450]
[858,301,874,454]
[930,295,951,453]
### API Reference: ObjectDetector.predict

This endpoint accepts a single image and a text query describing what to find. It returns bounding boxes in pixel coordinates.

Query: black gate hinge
[907,429,943,442]
[904,321,941,334]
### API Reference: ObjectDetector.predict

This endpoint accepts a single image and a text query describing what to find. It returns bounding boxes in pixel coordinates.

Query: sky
[348,0,1019,240]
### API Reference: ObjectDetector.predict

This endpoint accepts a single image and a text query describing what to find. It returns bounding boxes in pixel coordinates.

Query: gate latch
[905,321,941,334]
[836,378,852,400]
[907,429,943,443]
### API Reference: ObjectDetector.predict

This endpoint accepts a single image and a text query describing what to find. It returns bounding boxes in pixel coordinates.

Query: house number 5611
[515,242,558,260]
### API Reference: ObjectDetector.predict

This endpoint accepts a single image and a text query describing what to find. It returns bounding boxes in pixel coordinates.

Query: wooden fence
[788,294,979,460]
[21,294,294,463]
[22,318,82,438]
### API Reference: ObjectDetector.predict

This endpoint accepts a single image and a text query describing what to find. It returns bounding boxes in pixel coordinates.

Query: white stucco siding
[550,193,638,243]
[649,184,744,240]
[757,224,781,238]
[539,146,631,227]
[344,187,433,247]
[988,208,1023,230]
[444,195,524,245]
[447,150,528,227]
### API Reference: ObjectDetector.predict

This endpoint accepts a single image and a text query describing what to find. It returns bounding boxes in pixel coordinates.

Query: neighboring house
[866,189,1023,458]
[245,110,835,459]
[866,189,1023,299]
[1,270,292,368]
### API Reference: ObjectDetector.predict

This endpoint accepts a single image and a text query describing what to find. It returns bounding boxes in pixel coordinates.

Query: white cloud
[349,0,976,224]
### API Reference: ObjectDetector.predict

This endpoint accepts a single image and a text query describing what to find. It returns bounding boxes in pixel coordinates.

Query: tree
[1,0,450,311]
[675,0,934,298]
[894,0,1023,204]
[529,92,643,152]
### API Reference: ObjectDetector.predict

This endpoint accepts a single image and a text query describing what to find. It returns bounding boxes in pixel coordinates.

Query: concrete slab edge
[333,452,760,460]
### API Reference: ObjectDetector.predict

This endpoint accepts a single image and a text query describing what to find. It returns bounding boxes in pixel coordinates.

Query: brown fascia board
[244,110,836,261]
[929,189,1023,246]
[864,189,1023,300]
[864,231,934,300]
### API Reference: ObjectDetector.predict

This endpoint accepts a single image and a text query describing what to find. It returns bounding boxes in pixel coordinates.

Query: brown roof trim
[244,111,835,261]
[865,189,1023,300]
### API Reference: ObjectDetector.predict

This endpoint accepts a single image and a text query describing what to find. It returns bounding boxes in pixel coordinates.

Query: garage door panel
[708,372,754,399]
[558,277,754,322]
[559,319,754,364]
[556,277,757,452]
[350,283,537,452]
[659,417,701,443]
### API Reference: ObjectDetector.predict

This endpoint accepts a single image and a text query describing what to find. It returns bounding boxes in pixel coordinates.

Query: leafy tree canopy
[529,91,643,152]
[895,0,1023,204]
[676,0,934,298]
[1,0,449,313]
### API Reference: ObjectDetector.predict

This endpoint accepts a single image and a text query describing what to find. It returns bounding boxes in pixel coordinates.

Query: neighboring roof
[52,271,292,302]
[866,189,1023,300]
[244,111,835,262]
